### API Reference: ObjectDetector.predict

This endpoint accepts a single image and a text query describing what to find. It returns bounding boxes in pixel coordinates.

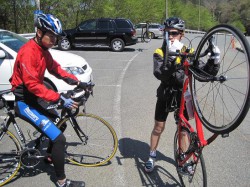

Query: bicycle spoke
[174,130,207,186]
[62,113,118,166]
[0,131,21,186]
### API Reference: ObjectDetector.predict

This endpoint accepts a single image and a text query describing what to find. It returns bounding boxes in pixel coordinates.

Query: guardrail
[19,33,35,39]
[185,29,206,34]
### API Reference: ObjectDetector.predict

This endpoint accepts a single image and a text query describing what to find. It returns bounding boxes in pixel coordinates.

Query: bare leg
[150,120,166,152]
[145,120,166,172]
[180,130,190,153]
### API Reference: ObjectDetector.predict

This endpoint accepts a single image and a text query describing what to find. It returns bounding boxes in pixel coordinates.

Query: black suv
[58,18,138,52]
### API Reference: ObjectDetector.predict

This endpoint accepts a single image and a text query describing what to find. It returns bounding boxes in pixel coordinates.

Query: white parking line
[112,52,140,186]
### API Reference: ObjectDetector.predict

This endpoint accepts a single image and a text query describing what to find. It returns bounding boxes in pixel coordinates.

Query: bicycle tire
[174,129,207,187]
[58,113,118,167]
[0,131,21,186]
[142,32,152,43]
[192,24,250,134]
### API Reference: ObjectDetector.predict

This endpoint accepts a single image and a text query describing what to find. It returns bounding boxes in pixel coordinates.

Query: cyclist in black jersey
[144,17,221,173]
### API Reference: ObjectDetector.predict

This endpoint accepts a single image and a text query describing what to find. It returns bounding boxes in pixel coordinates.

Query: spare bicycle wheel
[192,24,250,134]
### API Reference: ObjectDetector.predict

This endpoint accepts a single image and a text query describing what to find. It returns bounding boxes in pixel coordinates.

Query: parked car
[58,18,138,52]
[0,29,92,102]
[135,23,164,39]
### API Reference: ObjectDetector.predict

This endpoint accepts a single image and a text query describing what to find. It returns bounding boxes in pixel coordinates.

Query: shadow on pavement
[6,139,58,186]
[7,161,56,186]
[117,137,181,187]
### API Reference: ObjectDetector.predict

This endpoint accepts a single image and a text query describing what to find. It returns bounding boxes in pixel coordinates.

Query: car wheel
[43,80,57,91]
[111,38,125,52]
[58,38,71,51]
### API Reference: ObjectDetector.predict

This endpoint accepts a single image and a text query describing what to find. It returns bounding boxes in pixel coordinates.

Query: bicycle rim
[174,129,207,187]
[192,24,250,134]
[59,113,118,167]
[0,131,21,186]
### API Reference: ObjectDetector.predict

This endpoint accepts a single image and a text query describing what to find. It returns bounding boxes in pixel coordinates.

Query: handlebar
[55,82,95,110]
[71,82,95,103]
[0,82,95,112]
[0,89,12,110]
[58,82,95,116]
[164,36,222,83]
[166,35,216,64]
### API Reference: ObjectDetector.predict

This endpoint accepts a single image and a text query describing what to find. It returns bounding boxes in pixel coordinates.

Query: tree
[0,0,248,34]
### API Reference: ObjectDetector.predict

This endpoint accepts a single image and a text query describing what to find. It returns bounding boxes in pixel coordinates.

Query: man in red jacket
[10,13,86,187]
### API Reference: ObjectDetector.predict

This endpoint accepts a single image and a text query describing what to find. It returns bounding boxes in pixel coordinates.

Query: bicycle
[139,23,152,43]
[0,85,118,186]
[164,24,250,186]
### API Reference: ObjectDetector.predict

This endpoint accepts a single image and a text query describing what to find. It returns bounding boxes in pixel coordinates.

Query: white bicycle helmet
[35,13,64,36]
[164,17,185,31]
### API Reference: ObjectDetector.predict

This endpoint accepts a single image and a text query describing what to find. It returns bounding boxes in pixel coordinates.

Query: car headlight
[63,66,84,75]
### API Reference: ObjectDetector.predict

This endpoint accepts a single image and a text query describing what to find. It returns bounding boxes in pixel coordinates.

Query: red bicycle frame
[177,58,218,165]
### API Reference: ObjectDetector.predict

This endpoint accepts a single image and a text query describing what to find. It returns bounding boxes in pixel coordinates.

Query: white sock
[150,150,156,158]
[57,179,66,187]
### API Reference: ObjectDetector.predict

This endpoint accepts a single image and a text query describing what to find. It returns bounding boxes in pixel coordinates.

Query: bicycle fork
[68,114,88,145]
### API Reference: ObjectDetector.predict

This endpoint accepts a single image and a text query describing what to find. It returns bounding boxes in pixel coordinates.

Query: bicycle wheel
[174,129,207,187]
[58,113,118,167]
[0,131,21,186]
[192,24,250,134]
[142,32,152,43]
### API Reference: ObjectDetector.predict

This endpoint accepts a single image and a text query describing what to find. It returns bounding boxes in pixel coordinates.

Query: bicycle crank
[20,148,42,168]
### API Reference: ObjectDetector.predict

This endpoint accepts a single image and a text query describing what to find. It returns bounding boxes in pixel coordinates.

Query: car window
[0,31,27,52]
[115,20,131,29]
[79,20,97,30]
[98,21,113,30]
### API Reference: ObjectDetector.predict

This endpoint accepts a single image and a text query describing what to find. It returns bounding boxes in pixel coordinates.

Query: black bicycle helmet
[34,13,64,36]
[164,17,185,31]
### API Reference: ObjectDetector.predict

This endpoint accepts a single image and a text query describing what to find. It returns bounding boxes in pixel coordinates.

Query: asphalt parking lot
[2,35,250,187]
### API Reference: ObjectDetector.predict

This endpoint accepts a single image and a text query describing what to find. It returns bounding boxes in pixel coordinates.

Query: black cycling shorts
[154,98,169,122]
[154,84,183,122]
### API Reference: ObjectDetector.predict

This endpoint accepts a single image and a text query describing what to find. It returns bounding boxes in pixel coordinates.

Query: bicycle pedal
[177,166,193,176]
[221,133,229,138]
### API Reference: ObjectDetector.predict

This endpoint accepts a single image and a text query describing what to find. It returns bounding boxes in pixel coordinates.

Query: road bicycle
[138,24,152,43]
[164,24,250,186]
[0,85,118,186]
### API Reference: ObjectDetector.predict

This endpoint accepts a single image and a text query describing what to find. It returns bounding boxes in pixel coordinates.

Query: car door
[73,19,97,46]
[95,19,114,46]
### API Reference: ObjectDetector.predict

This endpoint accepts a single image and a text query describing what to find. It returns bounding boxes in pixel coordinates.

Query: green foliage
[0,0,248,34]
[230,21,246,33]
[168,0,217,31]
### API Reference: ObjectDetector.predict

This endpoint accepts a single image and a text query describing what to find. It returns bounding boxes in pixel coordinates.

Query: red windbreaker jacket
[10,39,78,102]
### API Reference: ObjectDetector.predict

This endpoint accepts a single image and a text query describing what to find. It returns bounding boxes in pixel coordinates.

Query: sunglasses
[167,31,181,36]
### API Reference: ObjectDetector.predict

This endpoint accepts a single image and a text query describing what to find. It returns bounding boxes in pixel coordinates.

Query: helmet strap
[35,29,48,50]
